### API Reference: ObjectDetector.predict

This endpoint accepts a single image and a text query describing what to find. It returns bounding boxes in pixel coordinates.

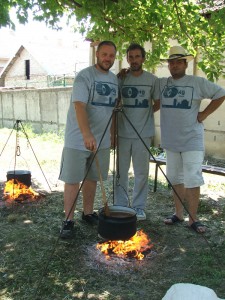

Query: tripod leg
[120,108,195,219]
[0,122,18,157]
[18,120,52,192]
[154,163,159,192]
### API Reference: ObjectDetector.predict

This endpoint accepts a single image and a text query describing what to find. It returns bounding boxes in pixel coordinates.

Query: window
[25,60,30,80]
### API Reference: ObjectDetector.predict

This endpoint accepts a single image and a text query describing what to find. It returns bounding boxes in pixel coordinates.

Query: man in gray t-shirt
[115,43,159,221]
[158,45,225,233]
[59,41,118,238]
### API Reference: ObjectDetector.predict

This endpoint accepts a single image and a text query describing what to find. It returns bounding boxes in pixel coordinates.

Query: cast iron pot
[98,205,137,241]
[7,170,31,187]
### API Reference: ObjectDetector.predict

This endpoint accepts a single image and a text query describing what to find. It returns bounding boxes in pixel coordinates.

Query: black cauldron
[6,170,31,187]
[98,205,137,241]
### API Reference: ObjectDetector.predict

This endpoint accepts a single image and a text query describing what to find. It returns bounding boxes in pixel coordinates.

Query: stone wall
[0,86,225,160]
[0,87,71,133]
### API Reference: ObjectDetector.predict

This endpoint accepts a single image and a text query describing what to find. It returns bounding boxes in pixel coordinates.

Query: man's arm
[198,96,225,122]
[117,68,130,79]
[74,101,96,151]
[153,99,160,113]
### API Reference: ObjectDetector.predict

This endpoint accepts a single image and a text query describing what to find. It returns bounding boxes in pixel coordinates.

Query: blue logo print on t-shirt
[92,81,117,107]
[121,85,151,108]
[162,85,193,109]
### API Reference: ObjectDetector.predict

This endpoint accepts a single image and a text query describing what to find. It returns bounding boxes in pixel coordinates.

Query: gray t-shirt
[64,65,118,150]
[118,71,159,138]
[158,75,225,152]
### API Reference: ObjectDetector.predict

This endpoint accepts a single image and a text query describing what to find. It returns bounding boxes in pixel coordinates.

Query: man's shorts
[59,147,110,184]
[165,150,205,188]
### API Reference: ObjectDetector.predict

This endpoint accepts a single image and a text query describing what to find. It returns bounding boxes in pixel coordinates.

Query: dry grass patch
[0,128,225,300]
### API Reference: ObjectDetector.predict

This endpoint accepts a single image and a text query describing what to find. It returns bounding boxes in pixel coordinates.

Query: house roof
[24,41,90,75]
[0,40,90,78]
[0,46,25,79]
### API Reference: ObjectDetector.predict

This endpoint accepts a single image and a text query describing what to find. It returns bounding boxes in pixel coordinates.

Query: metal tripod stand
[0,120,52,192]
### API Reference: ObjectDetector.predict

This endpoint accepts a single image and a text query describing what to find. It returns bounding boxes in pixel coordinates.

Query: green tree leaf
[1,0,225,81]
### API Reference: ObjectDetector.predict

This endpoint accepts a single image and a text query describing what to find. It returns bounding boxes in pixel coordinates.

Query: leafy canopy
[1,0,225,81]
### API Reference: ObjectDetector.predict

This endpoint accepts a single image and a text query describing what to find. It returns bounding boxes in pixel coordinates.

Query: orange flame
[3,179,39,201]
[96,230,153,260]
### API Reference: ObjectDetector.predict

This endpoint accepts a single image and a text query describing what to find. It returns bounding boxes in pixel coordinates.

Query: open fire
[96,230,153,260]
[3,179,40,202]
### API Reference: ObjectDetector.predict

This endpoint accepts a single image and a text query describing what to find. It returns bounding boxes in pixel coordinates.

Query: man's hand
[117,68,130,79]
[197,111,205,123]
[83,132,97,152]
[198,97,225,123]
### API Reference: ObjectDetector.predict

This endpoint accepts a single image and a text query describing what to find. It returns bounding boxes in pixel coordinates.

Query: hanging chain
[16,122,21,157]
[16,134,21,156]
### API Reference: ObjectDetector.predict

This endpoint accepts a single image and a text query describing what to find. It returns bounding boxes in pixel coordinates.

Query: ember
[3,179,40,202]
[96,230,153,260]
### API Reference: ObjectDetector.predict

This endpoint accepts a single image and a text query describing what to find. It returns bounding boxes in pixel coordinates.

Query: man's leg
[183,151,205,233]
[114,137,131,206]
[164,183,185,224]
[60,182,79,238]
[82,179,97,215]
[173,184,185,219]
[185,187,205,233]
[185,186,200,224]
[132,138,150,210]
[164,150,185,224]
[64,183,80,220]
[59,148,87,221]
[80,148,110,224]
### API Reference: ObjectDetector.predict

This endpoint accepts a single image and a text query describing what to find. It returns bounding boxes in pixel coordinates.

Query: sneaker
[60,220,74,239]
[134,208,146,221]
[82,212,99,225]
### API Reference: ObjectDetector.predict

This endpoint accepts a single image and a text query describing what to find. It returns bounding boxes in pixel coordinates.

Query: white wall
[0,86,225,159]
[0,87,71,133]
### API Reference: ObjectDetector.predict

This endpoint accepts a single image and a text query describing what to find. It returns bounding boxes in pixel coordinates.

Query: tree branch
[55,0,82,9]
[70,0,82,8]
[103,16,127,34]
[172,0,194,44]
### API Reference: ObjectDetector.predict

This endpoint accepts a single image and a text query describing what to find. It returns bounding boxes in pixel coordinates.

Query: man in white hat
[158,45,225,233]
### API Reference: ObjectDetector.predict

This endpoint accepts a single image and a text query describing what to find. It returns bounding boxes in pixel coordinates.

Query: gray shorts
[166,150,205,188]
[59,147,110,184]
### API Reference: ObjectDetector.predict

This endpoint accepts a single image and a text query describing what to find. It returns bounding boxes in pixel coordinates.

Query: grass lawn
[0,128,225,300]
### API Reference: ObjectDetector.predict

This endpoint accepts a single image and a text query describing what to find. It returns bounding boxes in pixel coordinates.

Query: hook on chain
[16,122,21,156]
[16,145,21,156]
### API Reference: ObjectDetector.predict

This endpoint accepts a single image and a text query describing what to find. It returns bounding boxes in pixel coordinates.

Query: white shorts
[59,147,110,184]
[165,150,205,188]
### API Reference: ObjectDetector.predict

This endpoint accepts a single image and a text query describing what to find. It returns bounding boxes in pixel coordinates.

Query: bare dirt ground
[0,128,225,300]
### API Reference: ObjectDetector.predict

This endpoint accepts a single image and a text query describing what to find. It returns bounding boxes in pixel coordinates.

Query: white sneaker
[134,208,146,221]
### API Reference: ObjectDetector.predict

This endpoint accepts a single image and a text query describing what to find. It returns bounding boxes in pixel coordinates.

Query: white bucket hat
[162,283,224,300]
[161,45,194,62]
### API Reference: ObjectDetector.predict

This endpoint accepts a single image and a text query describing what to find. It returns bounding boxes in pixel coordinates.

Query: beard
[130,63,142,72]
[97,59,113,72]
[170,69,186,79]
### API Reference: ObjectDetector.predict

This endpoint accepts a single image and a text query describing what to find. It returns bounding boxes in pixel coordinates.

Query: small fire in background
[3,179,40,202]
[96,230,153,260]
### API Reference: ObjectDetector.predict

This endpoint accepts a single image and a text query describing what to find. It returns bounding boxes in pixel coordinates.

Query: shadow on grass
[0,176,225,300]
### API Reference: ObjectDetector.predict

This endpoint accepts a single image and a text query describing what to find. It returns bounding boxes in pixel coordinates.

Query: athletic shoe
[134,208,146,221]
[82,212,99,225]
[60,220,74,239]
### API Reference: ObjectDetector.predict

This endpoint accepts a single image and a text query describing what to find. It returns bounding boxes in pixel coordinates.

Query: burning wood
[96,230,153,260]
[3,179,40,202]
